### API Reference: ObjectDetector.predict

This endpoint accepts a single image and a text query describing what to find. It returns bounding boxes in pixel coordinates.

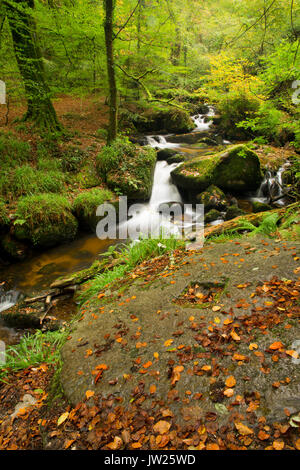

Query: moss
[0,132,31,169]
[171,154,219,193]
[172,145,263,197]
[14,194,78,248]
[0,199,9,228]
[212,145,263,192]
[128,108,195,134]
[225,205,246,221]
[196,185,228,212]
[0,165,65,199]
[0,234,28,260]
[97,138,156,200]
[252,201,273,213]
[73,188,117,231]
[204,209,222,224]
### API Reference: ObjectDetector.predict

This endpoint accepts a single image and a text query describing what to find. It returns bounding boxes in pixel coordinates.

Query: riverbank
[0,222,299,450]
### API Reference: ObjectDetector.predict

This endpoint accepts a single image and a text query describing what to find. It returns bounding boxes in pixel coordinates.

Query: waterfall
[252,163,290,204]
[191,106,215,132]
[146,135,180,149]
[0,289,20,313]
[119,159,184,239]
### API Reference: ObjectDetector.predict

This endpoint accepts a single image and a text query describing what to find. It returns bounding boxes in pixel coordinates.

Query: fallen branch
[204,203,298,239]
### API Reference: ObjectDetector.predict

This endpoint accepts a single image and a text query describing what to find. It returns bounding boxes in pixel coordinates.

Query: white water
[119,158,184,239]
[251,163,290,205]
[0,290,20,313]
[146,135,180,149]
[191,106,215,132]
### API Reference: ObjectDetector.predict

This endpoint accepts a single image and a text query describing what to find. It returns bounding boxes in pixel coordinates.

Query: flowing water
[249,162,290,206]
[0,105,290,343]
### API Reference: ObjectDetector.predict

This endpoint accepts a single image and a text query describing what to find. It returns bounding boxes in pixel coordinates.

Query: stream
[0,107,289,344]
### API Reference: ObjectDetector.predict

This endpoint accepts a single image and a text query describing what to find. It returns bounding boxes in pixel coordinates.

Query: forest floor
[0,235,300,450]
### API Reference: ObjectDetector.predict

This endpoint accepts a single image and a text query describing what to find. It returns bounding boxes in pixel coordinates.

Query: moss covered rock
[196,185,228,212]
[14,194,78,248]
[204,209,222,224]
[171,145,263,198]
[0,234,28,260]
[225,205,246,221]
[252,201,273,213]
[131,108,195,134]
[97,138,156,201]
[73,188,118,231]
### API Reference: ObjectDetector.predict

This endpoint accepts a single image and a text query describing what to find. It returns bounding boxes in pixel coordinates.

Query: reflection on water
[0,233,115,295]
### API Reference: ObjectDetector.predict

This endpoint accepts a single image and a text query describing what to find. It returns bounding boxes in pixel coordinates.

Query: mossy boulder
[204,209,222,224]
[252,201,273,213]
[14,194,78,248]
[171,145,263,199]
[97,138,156,201]
[196,185,228,212]
[225,205,246,221]
[73,188,118,232]
[0,234,28,260]
[132,108,195,134]
[157,148,177,161]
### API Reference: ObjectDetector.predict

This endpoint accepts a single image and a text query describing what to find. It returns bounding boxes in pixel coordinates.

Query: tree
[3,0,61,131]
[103,0,117,144]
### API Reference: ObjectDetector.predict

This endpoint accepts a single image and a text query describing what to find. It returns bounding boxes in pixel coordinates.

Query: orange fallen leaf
[273,440,284,450]
[225,376,236,388]
[150,385,157,394]
[107,436,123,450]
[234,422,253,436]
[230,330,241,341]
[164,339,173,347]
[269,341,284,350]
[153,420,171,435]
[85,390,94,399]
[286,350,299,359]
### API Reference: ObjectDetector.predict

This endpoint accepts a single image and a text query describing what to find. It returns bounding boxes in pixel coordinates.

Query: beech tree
[3,0,61,131]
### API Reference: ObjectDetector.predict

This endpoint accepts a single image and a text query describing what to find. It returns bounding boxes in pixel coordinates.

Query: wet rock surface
[61,237,300,433]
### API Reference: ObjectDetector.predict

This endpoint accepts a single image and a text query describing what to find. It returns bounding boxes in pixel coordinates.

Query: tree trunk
[5,0,61,132]
[103,0,117,144]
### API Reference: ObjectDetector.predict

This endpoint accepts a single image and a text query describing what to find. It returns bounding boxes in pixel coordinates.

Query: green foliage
[61,146,88,173]
[0,329,69,381]
[0,133,31,169]
[237,102,295,144]
[96,137,135,180]
[0,165,65,199]
[0,199,9,226]
[231,212,280,237]
[72,188,115,230]
[14,193,78,247]
[217,90,260,139]
[97,137,156,200]
[79,236,184,304]
[15,193,72,227]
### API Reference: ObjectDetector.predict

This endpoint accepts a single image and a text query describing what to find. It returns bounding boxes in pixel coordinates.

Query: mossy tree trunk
[4,0,61,132]
[103,0,117,144]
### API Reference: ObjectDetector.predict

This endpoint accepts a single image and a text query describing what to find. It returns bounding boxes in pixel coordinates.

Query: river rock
[204,209,222,224]
[252,201,273,213]
[133,109,195,134]
[196,185,228,212]
[171,145,263,199]
[225,205,246,221]
[98,144,156,201]
[156,148,178,161]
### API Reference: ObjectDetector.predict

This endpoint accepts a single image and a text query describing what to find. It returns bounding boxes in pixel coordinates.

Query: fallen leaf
[234,422,253,436]
[153,420,171,435]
